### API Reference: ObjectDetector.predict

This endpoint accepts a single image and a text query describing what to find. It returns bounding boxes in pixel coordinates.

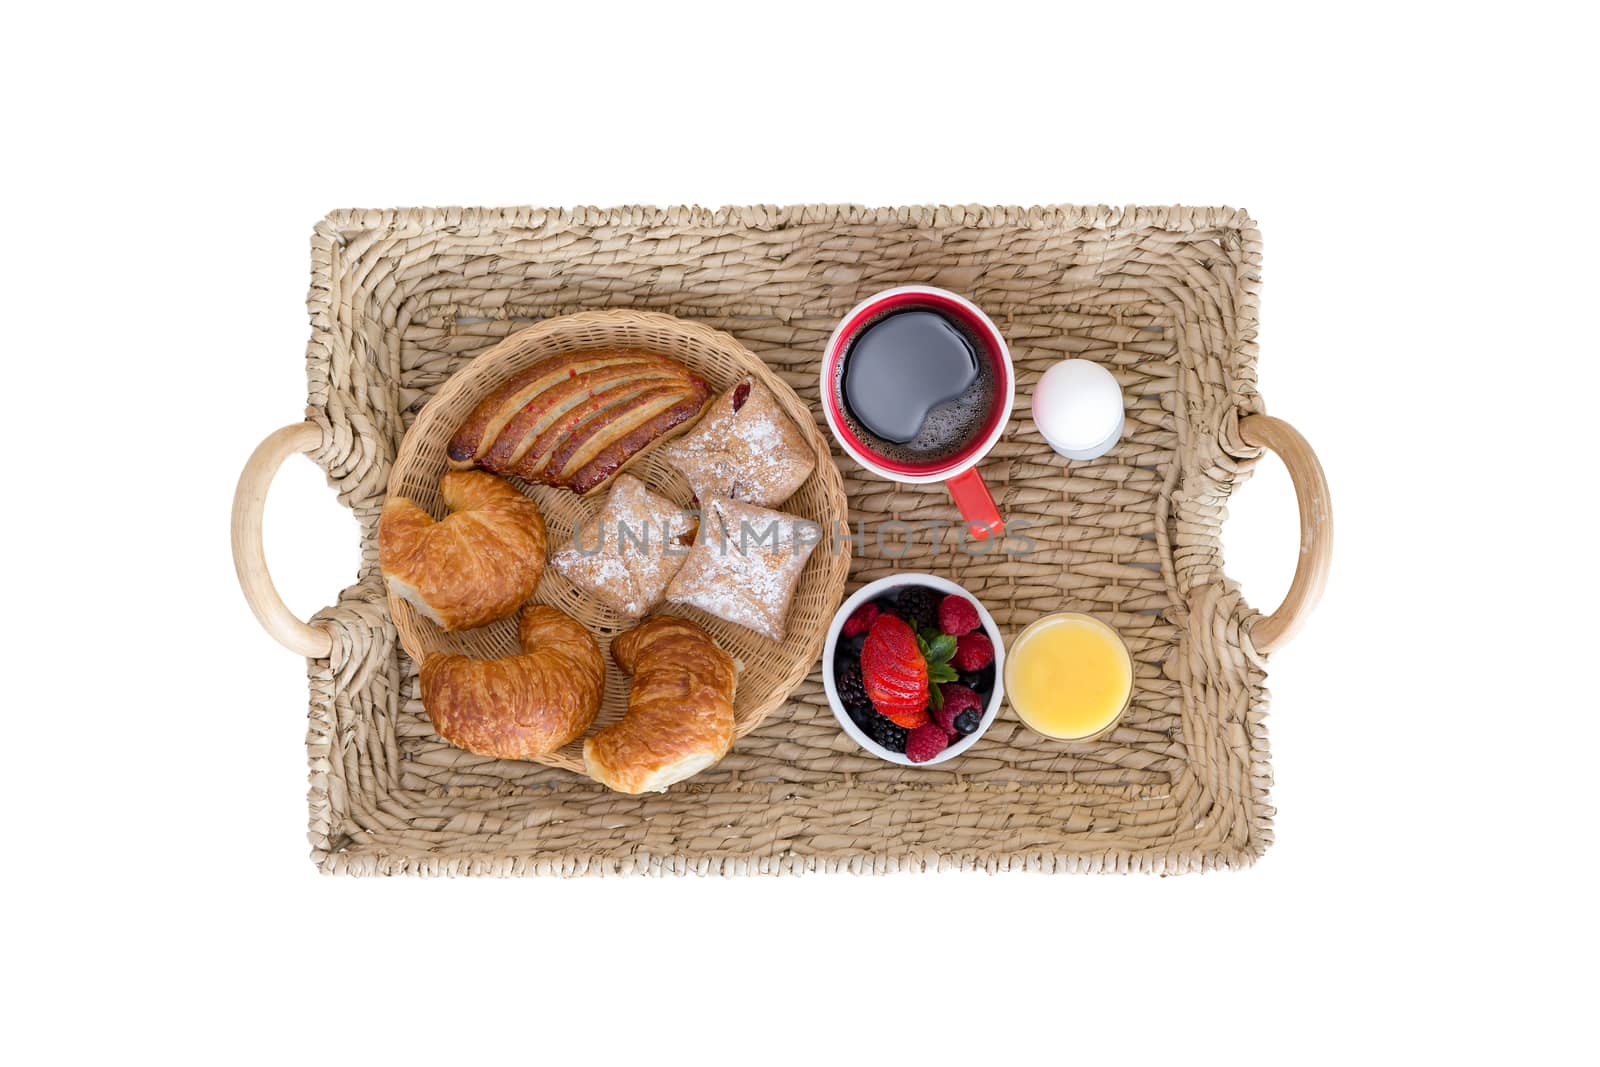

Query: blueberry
[953,709,981,735]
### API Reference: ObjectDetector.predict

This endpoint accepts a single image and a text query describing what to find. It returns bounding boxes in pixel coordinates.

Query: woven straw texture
[301,204,1270,876]
[386,310,852,773]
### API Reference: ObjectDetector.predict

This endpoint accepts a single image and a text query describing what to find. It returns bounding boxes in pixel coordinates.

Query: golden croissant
[446,348,712,495]
[379,470,547,631]
[583,615,737,793]
[421,606,604,761]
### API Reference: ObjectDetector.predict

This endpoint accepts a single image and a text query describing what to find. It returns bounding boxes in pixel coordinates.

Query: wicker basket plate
[384,310,851,773]
[233,204,1330,875]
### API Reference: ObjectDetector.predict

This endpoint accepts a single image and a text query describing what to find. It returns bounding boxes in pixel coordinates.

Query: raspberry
[840,601,880,639]
[953,709,981,735]
[852,707,909,753]
[932,684,982,736]
[939,683,982,716]
[835,661,871,712]
[952,632,994,672]
[904,722,950,763]
[895,586,941,632]
[937,595,981,636]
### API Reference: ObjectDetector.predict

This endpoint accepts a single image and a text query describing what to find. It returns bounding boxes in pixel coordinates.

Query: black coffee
[837,308,995,465]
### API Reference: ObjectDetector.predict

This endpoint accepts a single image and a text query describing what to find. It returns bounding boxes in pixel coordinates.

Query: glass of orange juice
[1004,613,1132,742]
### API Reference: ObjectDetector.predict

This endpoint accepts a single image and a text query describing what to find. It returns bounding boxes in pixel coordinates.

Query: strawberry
[884,706,930,730]
[862,611,967,728]
[860,614,928,722]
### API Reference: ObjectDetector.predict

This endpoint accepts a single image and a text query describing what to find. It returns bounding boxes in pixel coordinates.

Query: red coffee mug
[821,285,1015,539]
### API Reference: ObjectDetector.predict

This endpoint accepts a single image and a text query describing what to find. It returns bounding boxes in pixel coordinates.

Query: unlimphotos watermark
[571,512,1038,559]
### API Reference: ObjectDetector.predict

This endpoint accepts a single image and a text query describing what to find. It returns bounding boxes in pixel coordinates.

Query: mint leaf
[925,633,957,665]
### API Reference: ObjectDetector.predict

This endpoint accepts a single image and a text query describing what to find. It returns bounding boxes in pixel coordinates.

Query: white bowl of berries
[822,573,1005,765]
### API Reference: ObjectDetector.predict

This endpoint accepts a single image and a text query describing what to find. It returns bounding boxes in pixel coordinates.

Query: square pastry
[665,495,821,640]
[550,474,697,617]
[658,377,816,508]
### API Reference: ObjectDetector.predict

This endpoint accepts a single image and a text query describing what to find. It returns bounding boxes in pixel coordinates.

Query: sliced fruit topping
[861,614,929,721]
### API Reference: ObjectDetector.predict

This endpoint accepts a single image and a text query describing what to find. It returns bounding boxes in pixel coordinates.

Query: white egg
[1030,359,1125,460]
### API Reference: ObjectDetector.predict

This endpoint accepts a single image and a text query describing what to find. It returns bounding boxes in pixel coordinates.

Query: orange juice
[1004,613,1132,741]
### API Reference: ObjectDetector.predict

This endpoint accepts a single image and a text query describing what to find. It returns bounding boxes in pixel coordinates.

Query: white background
[5,2,1595,1062]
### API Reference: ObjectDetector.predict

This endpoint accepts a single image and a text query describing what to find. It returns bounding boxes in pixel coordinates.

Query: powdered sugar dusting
[550,474,695,616]
[664,495,820,640]
[660,377,815,508]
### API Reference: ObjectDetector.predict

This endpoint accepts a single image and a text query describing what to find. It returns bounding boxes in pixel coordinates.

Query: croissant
[420,606,604,760]
[583,616,738,793]
[447,348,712,495]
[379,470,547,631]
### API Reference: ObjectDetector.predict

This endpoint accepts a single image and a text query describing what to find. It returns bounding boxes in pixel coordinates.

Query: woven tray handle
[231,422,335,658]
[1237,415,1333,654]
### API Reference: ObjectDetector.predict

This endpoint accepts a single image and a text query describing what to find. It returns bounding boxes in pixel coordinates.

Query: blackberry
[953,709,981,735]
[835,661,871,713]
[896,585,941,632]
[855,708,909,753]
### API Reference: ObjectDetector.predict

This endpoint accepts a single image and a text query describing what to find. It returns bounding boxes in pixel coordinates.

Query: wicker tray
[232,204,1331,875]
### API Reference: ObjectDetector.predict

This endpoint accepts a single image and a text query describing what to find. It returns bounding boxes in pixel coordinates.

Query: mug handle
[946,468,1003,540]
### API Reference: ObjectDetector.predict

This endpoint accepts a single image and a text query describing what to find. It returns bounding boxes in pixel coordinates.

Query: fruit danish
[658,377,815,508]
[664,495,819,640]
[549,474,697,617]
